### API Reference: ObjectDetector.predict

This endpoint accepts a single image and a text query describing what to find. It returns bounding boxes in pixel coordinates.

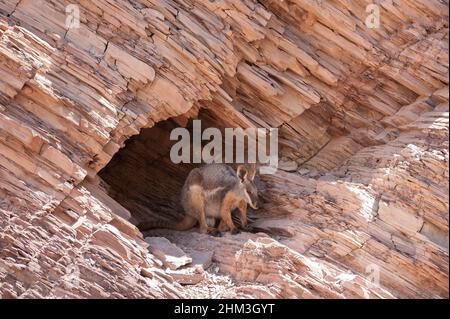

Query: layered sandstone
[0,0,448,298]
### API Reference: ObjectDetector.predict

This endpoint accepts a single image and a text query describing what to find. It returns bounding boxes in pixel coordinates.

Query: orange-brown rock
[0,0,448,298]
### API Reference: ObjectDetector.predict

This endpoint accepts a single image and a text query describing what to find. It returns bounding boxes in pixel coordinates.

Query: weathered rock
[278,158,298,172]
[145,237,192,270]
[166,268,205,285]
[0,0,448,299]
[190,250,214,271]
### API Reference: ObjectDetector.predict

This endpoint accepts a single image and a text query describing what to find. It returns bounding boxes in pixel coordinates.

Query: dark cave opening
[98,107,255,230]
[99,119,194,228]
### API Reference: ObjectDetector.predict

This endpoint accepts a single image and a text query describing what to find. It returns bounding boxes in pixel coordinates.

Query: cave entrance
[98,108,237,230]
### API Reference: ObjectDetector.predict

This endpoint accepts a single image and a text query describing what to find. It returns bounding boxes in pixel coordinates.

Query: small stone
[145,237,192,270]
[190,250,213,270]
[166,268,205,285]
[298,168,310,175]
[278,158,298,172]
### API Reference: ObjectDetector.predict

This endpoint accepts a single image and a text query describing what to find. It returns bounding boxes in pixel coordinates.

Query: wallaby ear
[236,165,247,183]
[246,163,257,181]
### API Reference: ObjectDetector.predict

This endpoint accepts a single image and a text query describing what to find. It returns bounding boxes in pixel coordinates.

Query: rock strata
[0,0,448,298]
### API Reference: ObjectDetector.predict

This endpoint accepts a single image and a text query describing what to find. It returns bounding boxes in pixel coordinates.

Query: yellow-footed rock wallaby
[140,163,259,235]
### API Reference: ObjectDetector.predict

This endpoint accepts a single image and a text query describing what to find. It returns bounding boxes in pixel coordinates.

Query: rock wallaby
[140,163,259,235]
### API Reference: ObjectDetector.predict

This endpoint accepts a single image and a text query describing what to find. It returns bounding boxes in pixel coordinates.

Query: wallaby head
[236,164,259,209]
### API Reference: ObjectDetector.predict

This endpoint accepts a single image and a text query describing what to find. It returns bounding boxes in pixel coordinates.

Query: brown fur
[140,163,259,235]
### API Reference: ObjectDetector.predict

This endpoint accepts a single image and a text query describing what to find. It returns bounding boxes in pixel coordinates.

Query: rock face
[0,0,448,298]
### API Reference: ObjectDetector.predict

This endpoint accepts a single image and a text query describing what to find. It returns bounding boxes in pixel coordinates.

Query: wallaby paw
[230,228,241,235]
[207,227,221,237]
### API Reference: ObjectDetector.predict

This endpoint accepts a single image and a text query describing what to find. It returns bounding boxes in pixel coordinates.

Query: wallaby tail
[139,215,197,232]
